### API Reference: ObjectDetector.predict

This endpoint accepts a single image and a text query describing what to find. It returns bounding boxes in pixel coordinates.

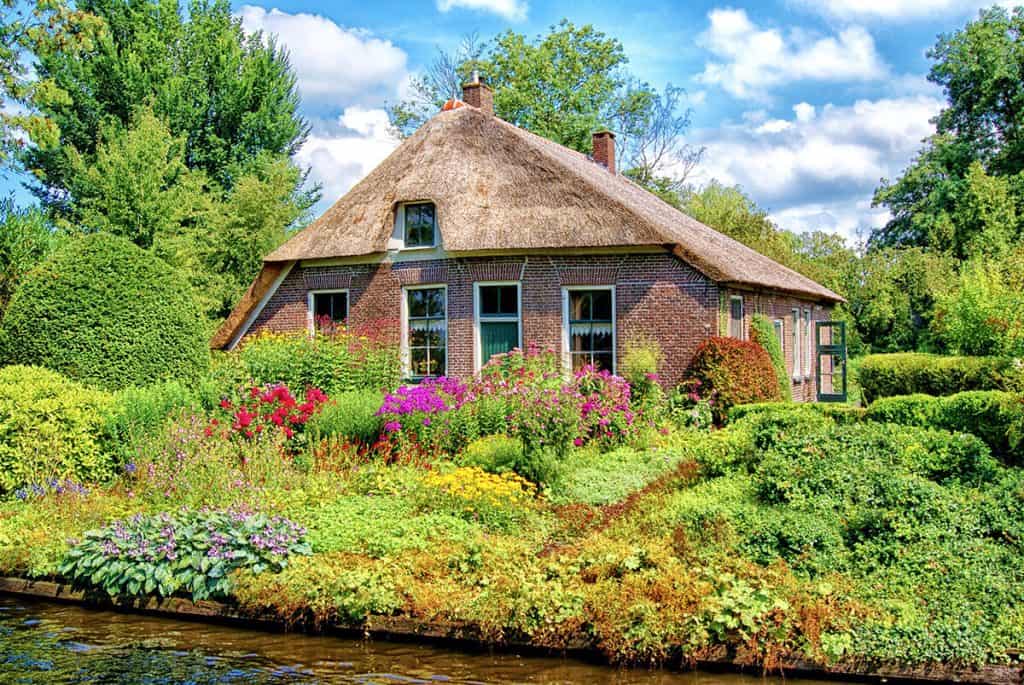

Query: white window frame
[473,281,523,372]
[791,307,802,381]
[773,318,785,354]
[804,308,813,381]
[561,285,616,375]
[306,288,349,334]
[398,202,438,251]
[401,284,448,379]
[728,295,745,339]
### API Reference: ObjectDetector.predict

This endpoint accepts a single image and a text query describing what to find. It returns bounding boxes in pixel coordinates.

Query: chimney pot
[592,130,616,174]
[462,75,493,115]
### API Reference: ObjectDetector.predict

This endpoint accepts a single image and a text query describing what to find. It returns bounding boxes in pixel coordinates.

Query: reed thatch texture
[267,106,840,302]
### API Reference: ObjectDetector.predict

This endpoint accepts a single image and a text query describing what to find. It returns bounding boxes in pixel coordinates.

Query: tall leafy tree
[873,6,1024,257]
[16,0,317,318]
[0,1,104,166]
[25,0,310,195]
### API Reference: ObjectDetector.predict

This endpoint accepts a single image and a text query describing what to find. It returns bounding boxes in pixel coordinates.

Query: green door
[815,321,848,403]
[480,321,519,361]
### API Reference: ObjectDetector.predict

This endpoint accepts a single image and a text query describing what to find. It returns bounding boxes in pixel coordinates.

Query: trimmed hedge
[0,233,208,390]
[684,336,781,419]
[751,314,791,401]
[0,365,114,494]
[865,391,1024,465]
[858,353,1022,404]
[727,401,866,426]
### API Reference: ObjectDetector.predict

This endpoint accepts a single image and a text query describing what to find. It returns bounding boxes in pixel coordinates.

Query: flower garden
[1,327,1024,673]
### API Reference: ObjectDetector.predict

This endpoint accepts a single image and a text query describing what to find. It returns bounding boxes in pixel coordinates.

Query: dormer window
[403,202,436,248]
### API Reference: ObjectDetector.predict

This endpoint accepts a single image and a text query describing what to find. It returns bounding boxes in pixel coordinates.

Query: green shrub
[621,337,665,413]
[102,380,201,466]
[863,394,938,426]
[237,329,400,395]
[754,423,998,509]
[865,390,1023,465]
[683,336,782,420]
[0,233,208,390]
[750,314,791,401]
[857,353,1022,403]
[306,390,384,446]
[0,365,114,494]
[727,401,865,425]
[460,434,524,473]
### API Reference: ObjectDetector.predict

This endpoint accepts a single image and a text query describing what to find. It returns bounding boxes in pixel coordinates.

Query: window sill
[400,244,437,252]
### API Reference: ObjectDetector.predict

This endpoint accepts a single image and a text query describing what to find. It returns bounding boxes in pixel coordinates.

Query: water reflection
[0,596,844,684]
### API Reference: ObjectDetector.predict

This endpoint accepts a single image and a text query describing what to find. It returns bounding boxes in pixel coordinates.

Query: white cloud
[296,108,400,211]
[238,6,408,106]
[696,8,887,99]
[793,102,816,122]
[794,0,1017,22]
[436,0,527,21]
[692,95,943,237]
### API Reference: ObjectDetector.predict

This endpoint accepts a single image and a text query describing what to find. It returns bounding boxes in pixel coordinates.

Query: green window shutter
[481,321,519,361]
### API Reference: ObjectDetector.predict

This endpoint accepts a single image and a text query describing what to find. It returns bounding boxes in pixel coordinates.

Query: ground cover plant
[0,341,1021,675]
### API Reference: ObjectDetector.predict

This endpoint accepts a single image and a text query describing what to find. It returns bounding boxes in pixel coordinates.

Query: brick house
[212,80,843,400]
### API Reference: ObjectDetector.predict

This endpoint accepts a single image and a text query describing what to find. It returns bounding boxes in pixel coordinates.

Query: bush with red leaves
[683,337,782,420]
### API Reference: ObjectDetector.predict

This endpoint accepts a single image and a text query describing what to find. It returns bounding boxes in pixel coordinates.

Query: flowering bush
[213,383,328,442]
[59,507,311,600]
[376,377,472,458]
[575,366,636,447]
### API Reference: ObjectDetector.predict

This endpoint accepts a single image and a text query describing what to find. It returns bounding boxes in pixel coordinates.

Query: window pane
[570,323,592,352]
[570,292,591,321]
[410,347,430,377]
[426,288,445,317]
[571,353,591,372]
[592,353,614,373]
[591,322,613,352]
[426,320,446,346]
[429,348,446,376]
[499,286,518,315]
[591,290,612,320]
[405,203,435,247]
[313,292,347,324]
[408,290,428,317]
[480,285,518,317]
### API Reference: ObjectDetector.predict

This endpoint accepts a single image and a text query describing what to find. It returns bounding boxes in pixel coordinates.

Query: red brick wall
[246,252,719,388]
[243,252,832,398]
[721,288,834,402]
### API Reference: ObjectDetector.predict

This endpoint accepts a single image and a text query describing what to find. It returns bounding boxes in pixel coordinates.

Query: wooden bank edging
[1,577,1020,685]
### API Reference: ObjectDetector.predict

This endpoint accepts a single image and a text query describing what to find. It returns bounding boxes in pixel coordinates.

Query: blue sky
[6,0,1018,239]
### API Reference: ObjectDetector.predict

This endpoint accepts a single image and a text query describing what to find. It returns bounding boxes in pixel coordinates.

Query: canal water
[0,595,847,684]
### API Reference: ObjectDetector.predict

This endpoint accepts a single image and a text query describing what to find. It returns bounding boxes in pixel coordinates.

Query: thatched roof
[266,105,841,302]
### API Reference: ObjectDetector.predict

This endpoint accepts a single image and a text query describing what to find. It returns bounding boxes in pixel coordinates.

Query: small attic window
[403,202,436,248]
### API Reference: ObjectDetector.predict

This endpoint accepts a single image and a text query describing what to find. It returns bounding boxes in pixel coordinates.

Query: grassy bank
[1,407,1023,669]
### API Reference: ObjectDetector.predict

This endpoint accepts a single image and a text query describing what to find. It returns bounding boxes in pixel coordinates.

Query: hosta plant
[58,507,311,601]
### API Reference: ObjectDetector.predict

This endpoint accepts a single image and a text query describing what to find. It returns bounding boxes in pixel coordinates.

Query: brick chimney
[593,130,616,174]
[462,70,493,115]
